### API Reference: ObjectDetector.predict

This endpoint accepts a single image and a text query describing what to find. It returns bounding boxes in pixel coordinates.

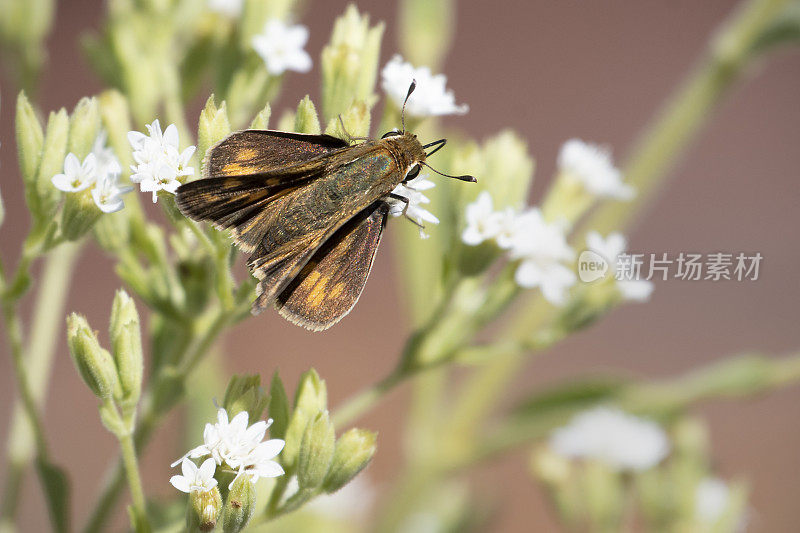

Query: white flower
[91,131,122,177]
[170,458,218,494]
[381,55,468,117]
[52,153,97,192]
[461,191,504,245]
[509,209,576,305]
[549,407,670,471]
[128,120,195,203]
[91,172,133,213]
[586,231,654,302]
[389,173,439,239]
[173,408,285,488]
[558,139,633,200]
[207,0,242,17]
[252,20,312,76]
[695,477,732,522]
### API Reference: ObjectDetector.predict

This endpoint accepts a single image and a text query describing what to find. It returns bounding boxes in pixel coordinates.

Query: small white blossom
[52,153,97,192]
[207,0,242,17]
[550,407,670,471]
[173,408,285,488]
[128,120,195,203]
[252,20,312,76]
[389,173,439,239]
[586,231,654,302]
[92,172,133,214]
[381,55,468,117]
[170,458,218,494]
[462,191,503,245]
[91,131,122,177]
[509,209,576,305]
[558,139,633,200]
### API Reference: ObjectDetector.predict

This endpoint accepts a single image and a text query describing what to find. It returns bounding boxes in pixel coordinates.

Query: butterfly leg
[387,193,425,231]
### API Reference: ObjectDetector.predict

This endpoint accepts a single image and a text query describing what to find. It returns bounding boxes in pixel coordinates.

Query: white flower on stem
[172,408,285,489]
[252,20,312,76]
[558,139,633,200]
[52,153,97,192]
[208,0,242,17]
[91,172,132,213]
[170,458,218,494]
[549,406,670,471]
[381,55,468,117]
[509,209,576,305]
[462,191,503,245]
[586,231,654,302]
[389,173,439,239]
[128,120,195,202]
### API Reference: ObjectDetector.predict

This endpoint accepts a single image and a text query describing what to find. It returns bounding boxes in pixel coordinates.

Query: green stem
[117,427,151,533]
[331,368,408,428]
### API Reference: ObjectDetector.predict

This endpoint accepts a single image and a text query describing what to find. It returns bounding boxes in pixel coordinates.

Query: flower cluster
[549,406,670,471]
[585,231,655,302]
[462,191,576,305]
[381,55,468,117]
[252,20,312,76]
[170,407,285,493]
[388,173,440,238]
[558,139,633,200]
[128,120,195,203]
[51,132,131,213]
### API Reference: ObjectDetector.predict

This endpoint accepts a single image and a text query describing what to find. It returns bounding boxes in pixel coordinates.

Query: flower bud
[478,131,535,211]
[60,190,101,240]
[15,92,44,188]
[294,95,321,135]
[188,486,222,533]
[321,5,384,120]
[297,410,336,489]
[282,369,327,468]
[66,313,121,400]
[221,475,256,533]
[268,371,290,439]
[249,103,271,130]
[325,100,370,140]
[322,428,377,493]
[198,95,232,168]
[36,109,70,218]
[92,209,131,253]
[399,0,454,69]
[109,289,143,405]
[222,374,269,423]
[68,97,101,158]
[98,90,132,170]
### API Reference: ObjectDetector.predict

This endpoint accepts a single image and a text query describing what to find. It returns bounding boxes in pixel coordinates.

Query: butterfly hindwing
[275,202,389,331]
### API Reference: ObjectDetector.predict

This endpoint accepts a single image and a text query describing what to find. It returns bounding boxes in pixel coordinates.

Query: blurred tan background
[2,0,800,531]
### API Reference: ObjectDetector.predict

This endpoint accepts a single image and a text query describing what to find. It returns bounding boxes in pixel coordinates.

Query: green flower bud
[222,374,269,422]
[322,428,376,493]
[92,209,131,253]
[60,189,101,241]
[66,313,121,400]
[249,103,271,130]
[198,95,232,169]
[68,97,101,159]
[15,92,44,188]
[399,0,454,69]
[475,130,535,211]
[297,410,335,489]
[294,95,321,135]
[98,90,132,170]
[282,369,327,468]
[188,486,222,533]
[221,475,256,533]
[321,5,384,120]
[109,289,143,405]
[325,100,370,140]
[37,108,70,218]
[268,371,290,440]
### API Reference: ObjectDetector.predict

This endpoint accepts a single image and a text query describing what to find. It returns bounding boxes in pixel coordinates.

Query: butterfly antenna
[401,80,416,133]
[422,138,447,158]
[421,162,477,182]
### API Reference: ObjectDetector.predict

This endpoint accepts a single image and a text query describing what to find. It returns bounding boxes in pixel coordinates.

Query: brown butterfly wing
[176,131,349,253]
[274,202,389,331]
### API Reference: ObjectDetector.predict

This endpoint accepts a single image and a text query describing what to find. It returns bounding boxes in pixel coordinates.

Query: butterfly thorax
[380,133,427,178]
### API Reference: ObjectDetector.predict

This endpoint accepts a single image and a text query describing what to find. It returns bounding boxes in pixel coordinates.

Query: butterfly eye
[381,129,401,139]
[404,164,421,182]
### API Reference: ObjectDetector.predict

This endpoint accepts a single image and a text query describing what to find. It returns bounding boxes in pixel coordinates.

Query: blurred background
[1,0,799,530]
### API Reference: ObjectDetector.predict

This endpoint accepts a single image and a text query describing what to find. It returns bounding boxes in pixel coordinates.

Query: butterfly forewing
[275,202,389,331]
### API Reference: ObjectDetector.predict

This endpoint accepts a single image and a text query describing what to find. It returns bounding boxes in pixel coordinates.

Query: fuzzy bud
[322,428,377,493]
[223,374,269,423]
[294,95,321,135]
[187,486,222,532]
[68,97,101,158]
[66,313,121,400]
[297,410,336,489]
[221,475,256,533]
[198,95,232,168]
[282,369,327,468]
[109,290,143,405]
[60,190,101,240]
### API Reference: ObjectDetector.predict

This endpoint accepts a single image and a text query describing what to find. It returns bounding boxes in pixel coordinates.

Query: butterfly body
[176,129,432,330]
